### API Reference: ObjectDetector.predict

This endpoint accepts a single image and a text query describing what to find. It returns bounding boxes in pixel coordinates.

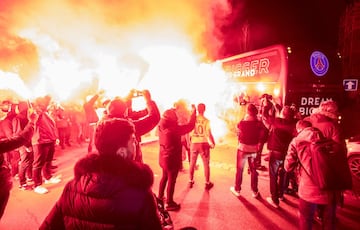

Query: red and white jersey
[190,115,211,144]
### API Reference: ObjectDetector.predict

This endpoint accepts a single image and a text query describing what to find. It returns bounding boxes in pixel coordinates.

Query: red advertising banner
[220,45,287,83]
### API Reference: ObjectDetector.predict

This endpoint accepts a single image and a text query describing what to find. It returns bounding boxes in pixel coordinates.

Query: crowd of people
[0,89,350,230]
[230,95,348,230]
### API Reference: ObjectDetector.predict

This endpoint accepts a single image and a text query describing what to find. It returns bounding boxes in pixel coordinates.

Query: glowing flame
[256,82,266,93]
[0,0,234,139]
[0,71,32,101]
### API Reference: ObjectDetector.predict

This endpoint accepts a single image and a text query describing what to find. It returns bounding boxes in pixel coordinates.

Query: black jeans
[33,142,55,187]
[57,127,67,148]
[255,142,266,167]
[0,167,12,219]
[18,147,34,185]
[299,197,337,230]
[3,150,20,177]
[158,168,179,204]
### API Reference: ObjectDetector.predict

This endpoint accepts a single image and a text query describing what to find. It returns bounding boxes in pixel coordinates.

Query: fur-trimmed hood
[40,154,163,230]
[74,154,154,194]
[311,108,338,120]
[311,100,339,120]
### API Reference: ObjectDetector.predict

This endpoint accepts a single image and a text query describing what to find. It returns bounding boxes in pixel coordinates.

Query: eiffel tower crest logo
[310,51,329,77]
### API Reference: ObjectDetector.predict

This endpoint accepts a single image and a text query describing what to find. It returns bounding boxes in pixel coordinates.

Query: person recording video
[0,106,38,219]
[103,89,160,162]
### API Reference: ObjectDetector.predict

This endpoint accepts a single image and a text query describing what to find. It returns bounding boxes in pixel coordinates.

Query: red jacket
[0,122,34,154]
[32,112,57,145]
[285,127,332,204]
[83,94,100,124]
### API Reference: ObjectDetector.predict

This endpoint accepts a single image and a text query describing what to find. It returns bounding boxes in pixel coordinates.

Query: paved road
[1,134,360,230]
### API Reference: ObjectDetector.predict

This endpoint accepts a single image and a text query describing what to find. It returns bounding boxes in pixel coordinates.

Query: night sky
[219,0,349,58]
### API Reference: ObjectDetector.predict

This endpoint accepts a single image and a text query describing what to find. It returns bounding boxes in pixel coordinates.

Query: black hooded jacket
[40,154,162,230]
[158,109,196,171]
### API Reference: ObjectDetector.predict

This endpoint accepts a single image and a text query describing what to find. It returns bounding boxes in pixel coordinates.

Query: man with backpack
[285,100,350,230]
[305,100,351,226]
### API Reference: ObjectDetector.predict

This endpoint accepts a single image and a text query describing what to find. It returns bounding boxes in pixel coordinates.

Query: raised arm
[0,111,37,154]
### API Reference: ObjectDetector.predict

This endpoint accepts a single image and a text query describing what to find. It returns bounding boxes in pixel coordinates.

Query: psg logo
[310,51,329,77]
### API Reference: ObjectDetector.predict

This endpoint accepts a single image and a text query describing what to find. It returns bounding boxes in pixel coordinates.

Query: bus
[217,44,345,121]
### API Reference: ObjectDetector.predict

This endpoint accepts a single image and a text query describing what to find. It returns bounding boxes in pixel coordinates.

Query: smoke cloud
[0,0,234,80]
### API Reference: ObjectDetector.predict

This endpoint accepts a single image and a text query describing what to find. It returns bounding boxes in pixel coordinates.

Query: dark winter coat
[266,117,296,159]
[237,119,267,145]
[236,115,268,153]
[158,109,196,171]
[40,154,162,230]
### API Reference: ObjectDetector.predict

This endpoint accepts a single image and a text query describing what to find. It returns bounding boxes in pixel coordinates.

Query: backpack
[300,134,352,191]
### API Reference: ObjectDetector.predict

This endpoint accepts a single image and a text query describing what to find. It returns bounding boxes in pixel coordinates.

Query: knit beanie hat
[247,103,258,116]
[107,97,127,118]
[95,118,135,155]
[312,100,338,120]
